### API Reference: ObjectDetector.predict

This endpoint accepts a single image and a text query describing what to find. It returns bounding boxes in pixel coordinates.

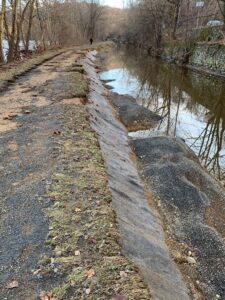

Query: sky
[103,0,125,8]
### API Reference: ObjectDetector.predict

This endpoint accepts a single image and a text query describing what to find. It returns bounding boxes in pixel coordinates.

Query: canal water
[100,49,225,180]
[2,40,36,61]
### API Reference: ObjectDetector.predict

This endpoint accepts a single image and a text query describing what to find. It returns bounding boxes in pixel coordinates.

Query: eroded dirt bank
[82,51,190,300]
[0,44,152,300]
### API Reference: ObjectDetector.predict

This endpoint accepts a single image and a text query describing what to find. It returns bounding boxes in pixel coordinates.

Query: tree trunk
[0,0,6,63]
[15,0,30,55]
[36,0,46,50]
[8,0,19,62]
[172,4,180,40]
[25,0,35,52]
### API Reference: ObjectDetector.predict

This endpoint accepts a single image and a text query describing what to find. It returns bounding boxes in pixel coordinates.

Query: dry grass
[38,104,151,299]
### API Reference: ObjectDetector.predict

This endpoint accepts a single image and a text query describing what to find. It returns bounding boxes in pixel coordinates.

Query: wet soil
[110,92,162,131]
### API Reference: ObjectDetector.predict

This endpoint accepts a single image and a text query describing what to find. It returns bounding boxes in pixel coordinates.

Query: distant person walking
[90,38,93,45]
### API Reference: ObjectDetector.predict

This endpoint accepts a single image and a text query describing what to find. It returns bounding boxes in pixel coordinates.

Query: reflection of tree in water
[119,49,225,180]
[192,96,225,180]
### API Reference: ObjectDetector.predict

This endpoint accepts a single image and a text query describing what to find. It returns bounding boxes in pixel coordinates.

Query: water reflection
[101,49,225,180]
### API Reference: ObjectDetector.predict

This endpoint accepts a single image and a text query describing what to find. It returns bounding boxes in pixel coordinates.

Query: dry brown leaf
[7,141,18,151]
[6,280,19,289]
[40,291,57,300]
[86,268,95,278]
[33,268,41,275]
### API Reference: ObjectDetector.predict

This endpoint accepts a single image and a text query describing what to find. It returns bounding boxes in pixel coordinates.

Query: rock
[6,280,19,289]
[85,288,91,295]
[186,256,196,264]
[120,271,128,278]
[55,251,62,257]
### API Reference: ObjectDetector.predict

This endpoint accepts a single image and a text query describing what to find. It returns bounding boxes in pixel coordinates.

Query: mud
[110,92,162,131]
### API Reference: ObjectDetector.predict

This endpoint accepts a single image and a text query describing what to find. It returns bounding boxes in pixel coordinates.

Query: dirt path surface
[0,50,81,299]
[0,45,152,300]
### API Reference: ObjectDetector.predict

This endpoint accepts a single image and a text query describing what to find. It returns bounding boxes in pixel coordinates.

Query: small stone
[216,295,221,299]
[186,256,196,264]
[196,280,200,285]
[74,250,80,256]
[33,269,41,275]
[55,251,62,257]
[50,257,55,264]
[188,251,192,256]
[120,271,128,278]
[85,288,91,295]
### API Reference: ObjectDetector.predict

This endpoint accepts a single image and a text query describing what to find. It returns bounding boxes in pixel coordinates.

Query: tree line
[0,0,105,64]
[122,0,225,51]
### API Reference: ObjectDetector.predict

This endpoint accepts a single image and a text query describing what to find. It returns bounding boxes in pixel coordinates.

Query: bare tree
[0,0,6,63]
[166,0,182,39]
[25,0,35,51]
[8,0,19,62]
[15,0,31,55]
